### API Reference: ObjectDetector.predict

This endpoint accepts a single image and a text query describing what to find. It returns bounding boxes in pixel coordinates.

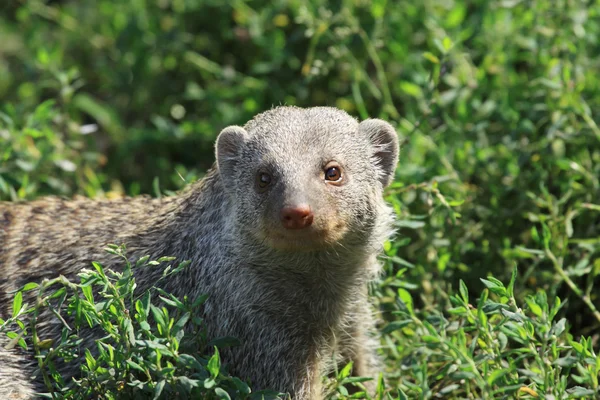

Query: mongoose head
[216,106,398,252]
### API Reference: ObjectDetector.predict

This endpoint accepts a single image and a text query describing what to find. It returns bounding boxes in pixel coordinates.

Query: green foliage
[3,255,599,398]
[380,267,600,398]
[0,99,106,199]
[0,245,281,399]
[1,0,600,398]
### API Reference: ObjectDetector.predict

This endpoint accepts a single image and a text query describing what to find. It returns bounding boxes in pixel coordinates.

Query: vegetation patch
[1,0,599,398]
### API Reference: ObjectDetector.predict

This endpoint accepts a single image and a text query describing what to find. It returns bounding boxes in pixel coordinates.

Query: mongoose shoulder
[0,106,399,399]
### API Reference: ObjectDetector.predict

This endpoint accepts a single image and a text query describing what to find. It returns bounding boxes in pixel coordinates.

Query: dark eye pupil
[259,173,271,187]
[326,167,340,180]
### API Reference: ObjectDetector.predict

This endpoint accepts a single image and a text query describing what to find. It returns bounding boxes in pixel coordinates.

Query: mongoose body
[0,106,399,399]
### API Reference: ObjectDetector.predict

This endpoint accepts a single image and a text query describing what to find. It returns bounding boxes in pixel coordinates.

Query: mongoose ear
[216,126,250,179]
[359,119,399,187]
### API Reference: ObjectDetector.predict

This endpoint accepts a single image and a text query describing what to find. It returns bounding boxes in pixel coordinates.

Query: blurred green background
[1,0,600,395]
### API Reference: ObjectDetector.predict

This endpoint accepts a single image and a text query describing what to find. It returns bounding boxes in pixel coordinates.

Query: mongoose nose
[280,205,314,230]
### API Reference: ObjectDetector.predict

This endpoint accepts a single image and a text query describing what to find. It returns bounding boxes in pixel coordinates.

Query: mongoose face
[216,106,398,252]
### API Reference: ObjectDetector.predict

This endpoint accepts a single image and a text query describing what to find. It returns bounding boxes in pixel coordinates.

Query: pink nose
[280,205,314,230]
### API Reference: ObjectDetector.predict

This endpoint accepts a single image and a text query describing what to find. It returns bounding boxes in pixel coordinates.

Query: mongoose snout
[280,204,314,229]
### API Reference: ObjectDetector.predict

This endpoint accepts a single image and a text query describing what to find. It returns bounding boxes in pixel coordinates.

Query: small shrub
[4,251,598,399]
[1,244,282,400]
[380,267,600,399]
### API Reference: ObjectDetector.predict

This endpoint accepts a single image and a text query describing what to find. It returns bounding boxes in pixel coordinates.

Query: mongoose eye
[256,172,272,190]
[324,165,343,183]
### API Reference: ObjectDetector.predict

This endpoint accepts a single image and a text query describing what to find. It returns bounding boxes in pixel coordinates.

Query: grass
[1,0,600,398]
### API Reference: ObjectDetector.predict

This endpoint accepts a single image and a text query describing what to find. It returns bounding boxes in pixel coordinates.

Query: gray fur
[0,106,399,399]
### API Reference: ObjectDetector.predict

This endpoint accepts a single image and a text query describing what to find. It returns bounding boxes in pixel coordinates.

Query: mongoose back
[0,106,399,399]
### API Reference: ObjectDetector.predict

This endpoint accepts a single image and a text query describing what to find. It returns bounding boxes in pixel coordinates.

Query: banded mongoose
[0,106,399,399]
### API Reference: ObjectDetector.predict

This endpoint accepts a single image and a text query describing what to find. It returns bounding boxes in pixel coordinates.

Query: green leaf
[135,340,172,354]
[381,320,412,334]
[192,294,209,308]
[445,4,466,27]
[5,331,27,351]
[177,354,204,371]
[159,295,180,308]
[525,297,543,318]
[153,177,161,199]
[12,291,22,318]
[566,387,596,397]
[92,261,106,278]
[498,332,508,350]
[338,361,353,379]
[124,318,136,346]
[486,368,511,386]
[397,388,409,400]
[135,255,150,267]
[81,284,94,304]
[459,279,469,303]
[421,335,440,343]
[185,51,224,76]
[207,346,221,378]
[570,341,584,354]
[447,199,465,207]
[173,312,190,332]
[177,376,199,393]
[214,387,231,400]
[439,384,461,394]
[552,318,567,336]
[141,291,151,317]
[442,37,453,52]
[231,377,251,394]
[554,356,578,367]
[204,378,216,389]
[423,51,440,63]
[448,306,467,315]
[541,222,551,249]
[126,359,146,373]
[397,289,414,315]
[84,348,96,370]
[21,282,39,292]
[507,266,517,298]
[531,226,540,243]
[398,81,423,98]
[480,278,507,297]
[153,379,166,400]
[150,304,166,327]
[390,256,415,268]
[501,309,526,323]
